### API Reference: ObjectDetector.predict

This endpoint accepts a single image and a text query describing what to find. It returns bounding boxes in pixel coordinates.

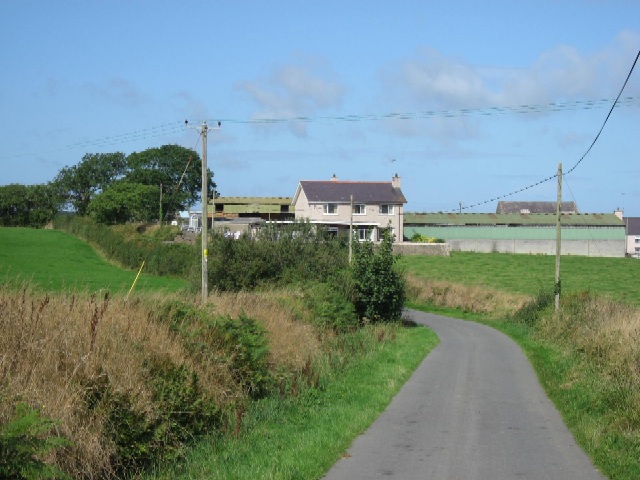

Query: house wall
[627,234,640,257]
[295,189,404,242]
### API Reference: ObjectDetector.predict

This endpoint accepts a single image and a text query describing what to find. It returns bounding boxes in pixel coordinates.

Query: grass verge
[144,323,438,480]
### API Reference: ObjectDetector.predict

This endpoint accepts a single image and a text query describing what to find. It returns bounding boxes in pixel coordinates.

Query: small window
[357,227,371,241]
[324,203,338,215]
[380,204,394,215]
[353,204,366,215]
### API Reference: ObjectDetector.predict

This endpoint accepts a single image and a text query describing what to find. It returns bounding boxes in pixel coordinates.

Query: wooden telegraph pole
[198,120,221,303]
[555,162,562,310]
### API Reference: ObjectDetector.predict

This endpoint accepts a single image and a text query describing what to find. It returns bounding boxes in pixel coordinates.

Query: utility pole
[349,194,353,263]
[197,120,221,303]
[159,182,163,226]
[555,162,562,310]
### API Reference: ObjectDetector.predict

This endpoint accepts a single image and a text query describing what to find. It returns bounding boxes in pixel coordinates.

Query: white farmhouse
[292,174,407,242]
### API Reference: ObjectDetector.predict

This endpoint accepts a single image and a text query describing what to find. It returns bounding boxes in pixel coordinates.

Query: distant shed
[404,212,625,257]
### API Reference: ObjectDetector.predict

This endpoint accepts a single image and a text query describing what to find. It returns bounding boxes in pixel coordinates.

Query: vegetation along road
[324,309,605,480]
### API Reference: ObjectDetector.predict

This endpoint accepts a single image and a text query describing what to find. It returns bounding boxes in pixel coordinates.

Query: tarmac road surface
[323,309,606,480]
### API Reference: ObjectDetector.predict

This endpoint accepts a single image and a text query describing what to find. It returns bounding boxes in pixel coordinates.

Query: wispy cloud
[381,31,640,142]
[238,59,344,137]
[84,77,149,107]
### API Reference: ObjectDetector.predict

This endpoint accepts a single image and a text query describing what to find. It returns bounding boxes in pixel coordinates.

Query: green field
[0,227,189,294]
[398,251,640,305]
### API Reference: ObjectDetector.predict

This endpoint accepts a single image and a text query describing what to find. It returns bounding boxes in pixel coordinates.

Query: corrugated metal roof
[496,201,578,214]
[299,181,407,204]
[216,196,292,205]
[404,212,624,227]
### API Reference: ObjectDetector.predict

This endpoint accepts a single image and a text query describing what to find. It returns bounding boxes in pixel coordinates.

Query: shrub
[0,403,71,480]
[351,230,405,323]
[205,221,349,292]
[301,280,359,332]
[513,289,555,326]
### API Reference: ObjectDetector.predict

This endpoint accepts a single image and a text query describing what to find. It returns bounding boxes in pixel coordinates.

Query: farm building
[624,217,640,258]
[404,212,626,257]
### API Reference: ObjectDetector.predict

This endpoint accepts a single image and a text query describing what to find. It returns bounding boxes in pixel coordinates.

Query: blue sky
[1,1,639,215]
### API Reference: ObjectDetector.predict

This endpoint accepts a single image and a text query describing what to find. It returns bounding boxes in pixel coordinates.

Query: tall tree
[87,180,159,224]
[0,183,63,227]
[125,144,213,219]
[53,152,127,215]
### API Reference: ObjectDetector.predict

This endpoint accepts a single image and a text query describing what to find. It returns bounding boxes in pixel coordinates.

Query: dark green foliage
[126,144,212,217]
[156,301,272,399]
[215,314,272,398]
[302,280,359,332]
[206,221,349,292]
[53,152,127,215]
[0,183,63,228]
[53,215,197,278]
[82,359,222,475]
[0,403,71,480]
[351,230,405,322]
[514,289,555,326]
[87,180,159,223]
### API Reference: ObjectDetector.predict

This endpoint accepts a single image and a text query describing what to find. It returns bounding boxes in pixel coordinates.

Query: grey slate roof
[624,217,640,235]
[299,181,407,204]
[496,201,579,214]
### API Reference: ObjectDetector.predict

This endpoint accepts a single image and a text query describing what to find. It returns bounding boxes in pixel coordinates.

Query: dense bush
[301,280,359,332]
[205,221,349,292]
[410,233,445,243]
[351,230,405,323]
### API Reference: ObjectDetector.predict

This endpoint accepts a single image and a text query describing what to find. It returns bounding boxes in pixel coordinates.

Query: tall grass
[0,283,330,479]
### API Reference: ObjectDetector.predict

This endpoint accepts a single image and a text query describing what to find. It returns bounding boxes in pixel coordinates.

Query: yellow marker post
[127,261,145,300]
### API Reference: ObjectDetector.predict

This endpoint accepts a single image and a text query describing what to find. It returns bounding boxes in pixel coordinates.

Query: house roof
[295,180,407,205]
[496,201,579,214]
[404,212,624,227]
[625,217,640,235]
[216,196,292,205]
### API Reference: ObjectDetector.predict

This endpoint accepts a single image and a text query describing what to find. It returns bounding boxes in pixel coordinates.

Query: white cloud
[378,31,640,144]
[238,60,344,137]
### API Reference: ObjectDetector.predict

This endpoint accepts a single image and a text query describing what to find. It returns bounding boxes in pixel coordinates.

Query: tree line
[0,145,213,227]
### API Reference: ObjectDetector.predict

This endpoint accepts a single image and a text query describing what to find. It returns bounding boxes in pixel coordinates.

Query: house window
[324,203,338,215]
[357,227,371,241]
[353,204,366,215]
[380,204,394,215]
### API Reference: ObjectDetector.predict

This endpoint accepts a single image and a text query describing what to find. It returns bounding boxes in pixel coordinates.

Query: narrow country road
[323,309,606,480]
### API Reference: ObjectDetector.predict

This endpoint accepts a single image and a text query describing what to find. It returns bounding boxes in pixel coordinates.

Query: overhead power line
[3,95,639,161]
[456,50,640,212]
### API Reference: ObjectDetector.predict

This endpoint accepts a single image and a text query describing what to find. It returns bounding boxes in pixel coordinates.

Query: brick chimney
[392,173,401,188]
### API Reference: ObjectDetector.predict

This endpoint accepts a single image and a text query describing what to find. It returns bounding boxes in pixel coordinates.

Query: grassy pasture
[0,227,189,294]
[398,251,640,305]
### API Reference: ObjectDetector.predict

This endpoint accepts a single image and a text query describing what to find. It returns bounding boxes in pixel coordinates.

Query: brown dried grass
[0,283,323,479]
[405,272,530,317]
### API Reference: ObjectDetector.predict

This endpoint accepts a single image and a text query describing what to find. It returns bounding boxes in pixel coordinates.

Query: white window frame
[380,204,394,215]
[357,227,373,241]
[353,204,366,215]
[324,203,338,215]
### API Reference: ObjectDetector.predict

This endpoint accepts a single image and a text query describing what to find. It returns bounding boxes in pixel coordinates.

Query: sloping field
[0,227,189,294]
